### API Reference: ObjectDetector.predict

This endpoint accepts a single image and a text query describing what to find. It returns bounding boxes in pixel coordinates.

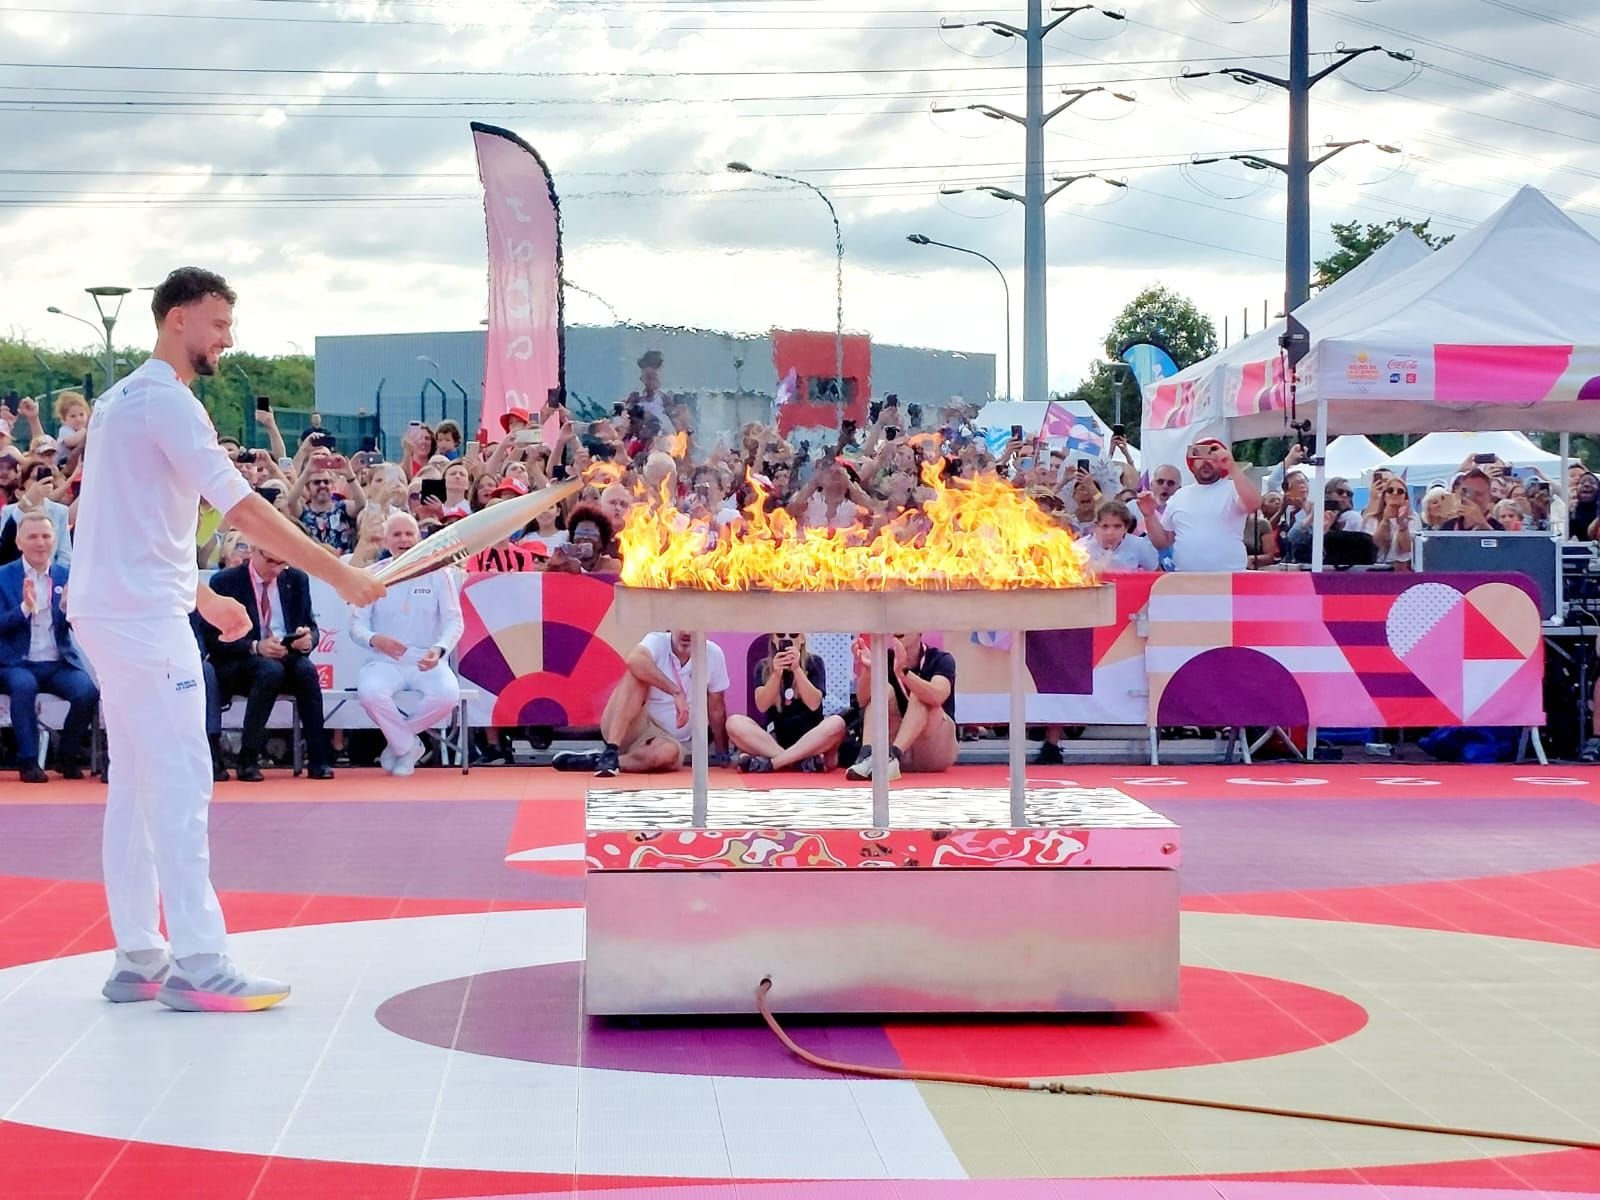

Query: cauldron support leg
[691,631,709,826]
[1008,629,1027,825]
[869,632,891,828]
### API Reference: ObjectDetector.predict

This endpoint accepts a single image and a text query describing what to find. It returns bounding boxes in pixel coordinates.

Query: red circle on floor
[882,966,1368,1077]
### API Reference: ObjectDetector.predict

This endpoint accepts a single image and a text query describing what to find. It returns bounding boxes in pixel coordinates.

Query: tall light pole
[907,233,1012,401]
[46,283,131,396]
[1184,11,1410,311]
[727,160,845,402]
[935,6,1128,402]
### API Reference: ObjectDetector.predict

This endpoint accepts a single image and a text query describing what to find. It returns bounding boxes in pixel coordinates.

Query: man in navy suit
[200,543,333,781]
[0,511,98,783]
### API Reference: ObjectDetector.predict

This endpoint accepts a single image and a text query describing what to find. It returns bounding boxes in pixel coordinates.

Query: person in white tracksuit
[69,268,385,1013]
[351,512,464,775]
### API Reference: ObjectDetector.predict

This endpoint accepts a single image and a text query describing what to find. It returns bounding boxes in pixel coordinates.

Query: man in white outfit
[352,512,463,776]
[69,267,385,1012]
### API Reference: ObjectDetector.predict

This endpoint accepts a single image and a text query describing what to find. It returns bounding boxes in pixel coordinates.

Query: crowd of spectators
[2,345,1596,778]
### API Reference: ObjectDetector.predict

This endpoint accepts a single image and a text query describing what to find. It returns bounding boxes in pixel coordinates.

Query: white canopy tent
[1234,186,1600,439]
[1139,230,1433,480]
[1323,434,1392,483]
[1383,431,1561,486]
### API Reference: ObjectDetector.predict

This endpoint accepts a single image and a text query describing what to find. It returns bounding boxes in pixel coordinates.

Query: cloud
[1,0,1594,392]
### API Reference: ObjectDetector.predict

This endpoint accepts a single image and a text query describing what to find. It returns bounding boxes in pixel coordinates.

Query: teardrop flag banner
[472,122,565,438]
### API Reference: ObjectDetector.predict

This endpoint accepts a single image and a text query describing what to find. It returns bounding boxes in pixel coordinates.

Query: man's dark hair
[151,267,236,324]
[565,502,616,550]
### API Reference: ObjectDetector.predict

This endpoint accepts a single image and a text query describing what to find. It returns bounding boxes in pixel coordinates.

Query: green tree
[0,336,313,446]
[1065,284,1217,442]
[1313,217,1453,290]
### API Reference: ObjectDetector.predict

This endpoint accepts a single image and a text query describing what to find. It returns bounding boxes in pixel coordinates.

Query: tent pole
[1310,396,1329,572]
[1560,432,1571,510]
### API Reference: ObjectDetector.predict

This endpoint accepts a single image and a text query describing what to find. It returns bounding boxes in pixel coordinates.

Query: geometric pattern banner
[1146,571,1545,728]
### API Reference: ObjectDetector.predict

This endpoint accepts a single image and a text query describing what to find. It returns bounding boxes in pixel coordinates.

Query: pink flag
[473,123,563,438]
[1040,401,1074,439]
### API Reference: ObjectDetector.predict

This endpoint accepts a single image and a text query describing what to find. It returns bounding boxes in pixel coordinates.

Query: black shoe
[236,763,265,783]
[552,750,600,773]
[59,762,86,781]
[20,763,48,784]
[307,764,335,781]
[1035,740,1064,766]
[737,754,774,774]
[213,763,231,783]
[594,745,621,778]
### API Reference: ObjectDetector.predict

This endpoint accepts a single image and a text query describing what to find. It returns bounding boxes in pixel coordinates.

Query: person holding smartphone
[725,632,846,773]
[285,447,366,554]
[544,504,622,576]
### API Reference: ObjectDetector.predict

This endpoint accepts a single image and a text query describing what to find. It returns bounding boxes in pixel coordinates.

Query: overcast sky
[1,0,1593,395]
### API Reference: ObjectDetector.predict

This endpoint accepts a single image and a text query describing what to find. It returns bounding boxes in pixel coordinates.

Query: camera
[628,403,646,422]
[906,402,922,428]
[1290,419,1315,453]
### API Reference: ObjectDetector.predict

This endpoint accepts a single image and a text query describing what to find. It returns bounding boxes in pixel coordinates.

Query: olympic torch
[372,478,584,586]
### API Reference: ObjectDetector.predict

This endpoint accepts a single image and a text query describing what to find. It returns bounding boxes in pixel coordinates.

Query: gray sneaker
[157,955,291,1013]
[102,951,170,1003]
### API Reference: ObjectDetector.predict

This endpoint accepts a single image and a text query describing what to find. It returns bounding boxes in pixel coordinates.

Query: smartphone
[612,402,625,417]
[551,463,570,481]
[1011,424,1024,440]
[1077,458,1090,473]
[884,427,900,441]
[255,395,271,413]
[775,637,793,653]
[235,450,255,464]
[1111,423,1125,438]
[1473,452,1497,464]
[420,478,447,503]
[514,427,542,445]
[868,400,883,424]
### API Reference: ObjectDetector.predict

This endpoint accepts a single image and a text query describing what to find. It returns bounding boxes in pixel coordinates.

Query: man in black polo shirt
[847,631,958,780]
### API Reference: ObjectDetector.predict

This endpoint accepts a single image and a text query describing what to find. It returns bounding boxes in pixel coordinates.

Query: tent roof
[1273,187,1600,435]
[1383,431,1560,481]
[1155,229,1434,398]
[1324,434,1391,480]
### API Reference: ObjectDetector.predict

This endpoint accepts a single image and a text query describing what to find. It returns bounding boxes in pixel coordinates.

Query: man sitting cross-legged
[846,631,958,780]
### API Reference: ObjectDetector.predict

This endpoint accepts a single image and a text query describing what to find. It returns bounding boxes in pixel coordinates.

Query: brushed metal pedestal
[586,585,1181,1016]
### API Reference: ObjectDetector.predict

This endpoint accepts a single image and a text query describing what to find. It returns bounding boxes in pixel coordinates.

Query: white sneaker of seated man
[103,949,290,1012]
[381,737,427,776]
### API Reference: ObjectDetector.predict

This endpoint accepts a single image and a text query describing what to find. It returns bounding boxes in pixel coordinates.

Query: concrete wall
[313,325,995,454]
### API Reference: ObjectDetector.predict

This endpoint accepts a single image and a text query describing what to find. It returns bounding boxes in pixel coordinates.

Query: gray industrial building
[313,325,995,454]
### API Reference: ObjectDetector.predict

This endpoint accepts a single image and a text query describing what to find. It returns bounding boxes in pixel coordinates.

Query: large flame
[617,463,1096,592]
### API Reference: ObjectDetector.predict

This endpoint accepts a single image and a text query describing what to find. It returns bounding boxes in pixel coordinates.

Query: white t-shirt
[640,630,730,744]
[70,358,254,621]
[1361,514,1421,564]
[1076,532,1159,572]
[1163,480,1250,572]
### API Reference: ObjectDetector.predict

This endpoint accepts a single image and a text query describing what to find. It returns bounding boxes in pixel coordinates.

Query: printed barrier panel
[305,569,1545,732]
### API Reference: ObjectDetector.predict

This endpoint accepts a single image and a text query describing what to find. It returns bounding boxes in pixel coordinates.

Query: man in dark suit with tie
[201,543,333,781]
[0,511,98,783]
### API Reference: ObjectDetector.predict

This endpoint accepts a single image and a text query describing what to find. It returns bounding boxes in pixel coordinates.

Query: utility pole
[936,5,1128,404]
[1185,3,1410,311]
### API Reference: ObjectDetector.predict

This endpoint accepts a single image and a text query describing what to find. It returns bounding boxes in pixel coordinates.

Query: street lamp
[47,285,131,396]
[907,234,1012,401]
[728,160,845,403]
[416,354,447,423]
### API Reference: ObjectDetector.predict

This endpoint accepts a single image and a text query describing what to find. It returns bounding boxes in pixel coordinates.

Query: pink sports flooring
[1,762,1598,1199]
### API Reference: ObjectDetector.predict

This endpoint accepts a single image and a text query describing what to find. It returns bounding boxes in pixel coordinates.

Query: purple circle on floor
[375,961,903,1080]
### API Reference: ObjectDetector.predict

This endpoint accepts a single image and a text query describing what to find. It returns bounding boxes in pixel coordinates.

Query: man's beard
[191,350,217,377]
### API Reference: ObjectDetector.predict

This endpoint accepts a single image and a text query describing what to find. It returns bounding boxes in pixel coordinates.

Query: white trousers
[355,656,460,753]
[74,615,227,959]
